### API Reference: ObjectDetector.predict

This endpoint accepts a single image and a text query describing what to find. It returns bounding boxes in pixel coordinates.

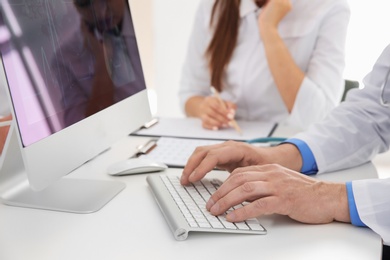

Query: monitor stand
[0,125,125,214]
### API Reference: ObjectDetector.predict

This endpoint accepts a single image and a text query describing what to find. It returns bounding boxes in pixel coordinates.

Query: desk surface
[0,135,382,260]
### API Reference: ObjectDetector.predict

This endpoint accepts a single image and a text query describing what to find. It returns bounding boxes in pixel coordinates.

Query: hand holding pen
[210,87,242,134]
[187,86,240,132]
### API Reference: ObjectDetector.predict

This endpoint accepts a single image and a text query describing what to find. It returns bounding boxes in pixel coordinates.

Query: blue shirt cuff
[282,138,318,175]
[346,182,366,227]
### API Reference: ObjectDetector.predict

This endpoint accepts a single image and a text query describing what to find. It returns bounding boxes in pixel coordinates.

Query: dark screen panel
[0,0,146,146]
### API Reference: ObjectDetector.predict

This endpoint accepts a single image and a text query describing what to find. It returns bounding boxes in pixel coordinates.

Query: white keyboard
[147,175,267,240]
[141,137,223,167]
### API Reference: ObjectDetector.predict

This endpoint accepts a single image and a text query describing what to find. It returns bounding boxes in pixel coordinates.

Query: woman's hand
[258,0,292,30]
[185,96,237,130]
[258,0,303,113]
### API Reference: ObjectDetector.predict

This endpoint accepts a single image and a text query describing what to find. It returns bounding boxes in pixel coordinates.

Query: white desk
[0,135,382,260]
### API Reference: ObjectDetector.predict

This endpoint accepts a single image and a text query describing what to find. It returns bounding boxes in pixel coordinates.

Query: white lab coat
[179,0,350,129]
[294,44,390,245]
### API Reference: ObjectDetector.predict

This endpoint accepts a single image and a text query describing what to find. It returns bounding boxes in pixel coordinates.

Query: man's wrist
[282,138,318,175]
[267,143,303,171]
[332,182,350,223]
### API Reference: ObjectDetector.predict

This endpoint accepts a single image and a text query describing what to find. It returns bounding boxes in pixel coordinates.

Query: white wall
[149,0,390,117]
[152,0,201,118]
[344,1,390,86]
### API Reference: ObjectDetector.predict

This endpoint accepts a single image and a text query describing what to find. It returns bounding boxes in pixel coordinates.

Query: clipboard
[132,117,277,141]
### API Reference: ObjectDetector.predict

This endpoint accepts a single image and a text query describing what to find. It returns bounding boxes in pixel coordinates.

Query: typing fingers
[207,171,273,215]
[226,197,280,222]
[207,164,341,224]
[181,143,226,185]
[181,141,247,185]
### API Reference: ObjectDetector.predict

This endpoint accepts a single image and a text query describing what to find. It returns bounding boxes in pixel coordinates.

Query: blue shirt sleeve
[282,138,318,175]
[346,182,366,227]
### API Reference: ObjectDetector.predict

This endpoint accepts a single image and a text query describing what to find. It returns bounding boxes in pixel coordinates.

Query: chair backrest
[342,80,359,101]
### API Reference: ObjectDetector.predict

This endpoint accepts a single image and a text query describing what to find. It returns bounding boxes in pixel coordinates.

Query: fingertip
[188,170,197,183]
[180,175,187,185]
[226,211,237,222]
[210,203,221,215]
[206,198,215,211]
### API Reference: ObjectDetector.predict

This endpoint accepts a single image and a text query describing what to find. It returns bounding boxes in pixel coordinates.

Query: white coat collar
[240,0,258,18]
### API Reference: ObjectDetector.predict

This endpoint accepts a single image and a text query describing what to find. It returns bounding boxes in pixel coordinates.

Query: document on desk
[138,137,272,168]
[133,117,276,141]
[138,137,224,167]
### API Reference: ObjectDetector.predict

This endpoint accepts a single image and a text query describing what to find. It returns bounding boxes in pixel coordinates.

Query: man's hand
[181,141,303,185]
[181,141,263,185]
[206,164,350,224]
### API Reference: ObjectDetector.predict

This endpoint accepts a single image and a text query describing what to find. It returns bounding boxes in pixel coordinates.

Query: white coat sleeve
[352,179,390,246]
[289,1,350,129]
[178,0,212,114]
[293,44,390,173]
[293,44,390,245]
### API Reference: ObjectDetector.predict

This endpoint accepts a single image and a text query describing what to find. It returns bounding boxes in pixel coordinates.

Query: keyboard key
[160,175,265,235]
[235,222,250,230]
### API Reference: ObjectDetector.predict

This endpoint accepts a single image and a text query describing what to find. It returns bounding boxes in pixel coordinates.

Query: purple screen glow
[0,0,146,146]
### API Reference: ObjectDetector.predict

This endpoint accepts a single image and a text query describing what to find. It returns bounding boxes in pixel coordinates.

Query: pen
[142,117,159,129]
[210,86,242,135]
[133,139,158,158]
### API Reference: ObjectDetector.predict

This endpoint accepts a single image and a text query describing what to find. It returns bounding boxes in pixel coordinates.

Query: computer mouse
[107,158,168,176]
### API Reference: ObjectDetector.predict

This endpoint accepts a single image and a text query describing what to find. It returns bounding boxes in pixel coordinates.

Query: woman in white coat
[180,44,390,253]
[179,0,350,130]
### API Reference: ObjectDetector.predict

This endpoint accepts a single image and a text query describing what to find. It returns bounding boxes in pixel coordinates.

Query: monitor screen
[0,0,152,212]
[1,0,146,146]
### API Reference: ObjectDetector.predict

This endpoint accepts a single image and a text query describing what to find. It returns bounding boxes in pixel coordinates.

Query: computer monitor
[0,0,152,213]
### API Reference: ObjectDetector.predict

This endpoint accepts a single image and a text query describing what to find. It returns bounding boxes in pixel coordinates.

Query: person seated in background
[180,43,390,256]
[179,0,350,131]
